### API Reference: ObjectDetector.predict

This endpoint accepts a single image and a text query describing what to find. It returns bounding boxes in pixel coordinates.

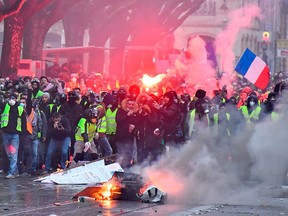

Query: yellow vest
[75,118,97,142]
[188,109,196,137]
[1,103,24,132]
[241,105,261,123]
[212,112,231,136]
[97,116,107,133]
[105,108,118,135]
[32,90,44,99]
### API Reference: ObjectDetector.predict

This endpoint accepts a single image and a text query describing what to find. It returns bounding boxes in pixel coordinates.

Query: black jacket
[59,101,83,130]
[115,98,140,142]
[159,102,181,140]
[137,109,163,150]
[47,116,71,140]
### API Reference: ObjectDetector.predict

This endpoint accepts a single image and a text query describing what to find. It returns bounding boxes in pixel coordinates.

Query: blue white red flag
[235,48,270,90]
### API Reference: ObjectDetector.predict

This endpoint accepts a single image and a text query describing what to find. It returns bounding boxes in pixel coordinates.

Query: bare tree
[62,0,90,47]
[1,0,52,78]
[108,0,206,76]
[87,0,136,73]
[0,0,25,22]
[22,0,80,60]
[129,0,206,45]
[0,0,205,78]
[84,0,206,76]
[118,0,206,76]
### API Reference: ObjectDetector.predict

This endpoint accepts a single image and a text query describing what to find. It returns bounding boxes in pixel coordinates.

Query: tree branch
[0,0,25,22]
[20,0,53,21]
[161,0,206,37]
[45,0,81,26]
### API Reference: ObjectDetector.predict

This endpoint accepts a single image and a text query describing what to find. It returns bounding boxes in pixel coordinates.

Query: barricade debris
[34,159,123,184]
[34,158,167,203]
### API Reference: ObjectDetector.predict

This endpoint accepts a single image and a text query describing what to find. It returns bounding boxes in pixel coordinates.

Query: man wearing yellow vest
[240,92,264,125]
[187,89,210,139]
[18,95,44,176]
[103,93,118,154]
[1,93,26,178]
[94,103,113,157]
[31,78,44,99]
[102,93,117,154]
[263,92,280,121]
[73,106,100,163]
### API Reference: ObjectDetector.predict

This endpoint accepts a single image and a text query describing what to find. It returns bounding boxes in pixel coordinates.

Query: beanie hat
[42,92,50,100]
[195,89,206,99]
[103,93,115,106]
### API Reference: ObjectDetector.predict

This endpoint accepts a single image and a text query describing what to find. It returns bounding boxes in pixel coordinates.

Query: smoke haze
[172,5,261,97]
[129,4,285,205]
[131,112,288,204]
[215,5,261,76]
[130,95,288,204]
[174,36,217,97]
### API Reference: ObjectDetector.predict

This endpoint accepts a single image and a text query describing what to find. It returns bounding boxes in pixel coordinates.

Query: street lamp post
[261,41,269,65]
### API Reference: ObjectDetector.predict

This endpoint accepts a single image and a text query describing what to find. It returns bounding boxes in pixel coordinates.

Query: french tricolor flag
[235,48,270,90]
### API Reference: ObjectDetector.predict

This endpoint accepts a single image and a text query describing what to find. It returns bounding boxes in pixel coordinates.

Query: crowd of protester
[0,63,287,179]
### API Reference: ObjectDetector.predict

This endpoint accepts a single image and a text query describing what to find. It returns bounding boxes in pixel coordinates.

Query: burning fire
[94,180,121,200]
[100,183,119,200]
[141,73,166,88]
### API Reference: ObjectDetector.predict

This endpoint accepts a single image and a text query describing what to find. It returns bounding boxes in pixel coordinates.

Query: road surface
[0,174,288,216]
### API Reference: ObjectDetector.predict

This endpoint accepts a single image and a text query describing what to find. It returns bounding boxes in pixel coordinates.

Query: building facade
[174,0,288,74]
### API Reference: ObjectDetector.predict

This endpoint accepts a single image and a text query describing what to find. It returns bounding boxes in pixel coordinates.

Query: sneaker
[0,169,3,174]
[20,172,31,177]
[5,173,19,179]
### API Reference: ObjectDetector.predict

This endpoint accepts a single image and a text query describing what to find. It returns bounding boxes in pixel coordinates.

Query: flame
[101,184,114,200]
[141,74,166,88]
[116,80,120,89]
[93,180,122,200]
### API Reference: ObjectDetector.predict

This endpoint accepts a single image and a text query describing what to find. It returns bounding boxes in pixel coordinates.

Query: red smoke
[173,36,217,97]
[171,5,261,97]
[215,4,261,89]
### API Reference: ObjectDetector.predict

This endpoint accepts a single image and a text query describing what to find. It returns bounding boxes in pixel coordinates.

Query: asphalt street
[1,173,288,216]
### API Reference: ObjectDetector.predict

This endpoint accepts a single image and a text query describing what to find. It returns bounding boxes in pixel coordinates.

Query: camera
[53,118,64,130]
[56,122,64,130]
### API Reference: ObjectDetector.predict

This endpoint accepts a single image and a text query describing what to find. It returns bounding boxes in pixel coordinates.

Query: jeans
[29,139,39,172]
[0,134,8,172]
[37,140,48,169]
[45,137,70,171]
[97,136,113,157]
[20,134,39,173]
[2,133,20,175]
